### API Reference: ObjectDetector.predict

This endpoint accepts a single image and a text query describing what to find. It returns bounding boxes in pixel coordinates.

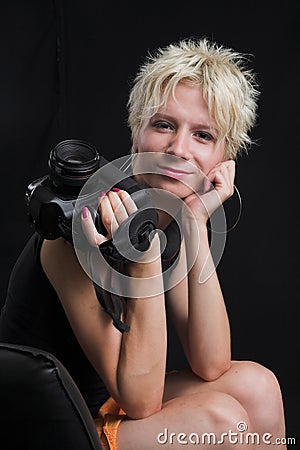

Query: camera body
[25,139,158,254]
[25,174,78,242]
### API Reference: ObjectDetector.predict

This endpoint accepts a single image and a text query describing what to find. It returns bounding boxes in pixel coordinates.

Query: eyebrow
[152,113,218,134]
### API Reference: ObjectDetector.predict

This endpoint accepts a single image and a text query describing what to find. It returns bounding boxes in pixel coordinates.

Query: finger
[220,160,236,183]
[227,160,236,184]
[106,191,129,225]
[98,195,119,236]
[206,165,218,184]
[207,161,235,192]
[81,207,107,246]
[214,169,234,199]
[116,189,138,215]
[220,160,236,194]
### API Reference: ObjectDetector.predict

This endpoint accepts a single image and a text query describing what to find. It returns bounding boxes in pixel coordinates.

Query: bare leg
[117,390,253,449]
[162,360,286,449]
[117,360,286,449]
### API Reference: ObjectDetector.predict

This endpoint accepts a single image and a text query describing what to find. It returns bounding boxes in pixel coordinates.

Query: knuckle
[119,190,130,200]
[101,212,112,226]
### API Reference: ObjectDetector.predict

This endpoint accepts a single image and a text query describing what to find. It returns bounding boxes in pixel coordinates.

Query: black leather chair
[0,343,103,450]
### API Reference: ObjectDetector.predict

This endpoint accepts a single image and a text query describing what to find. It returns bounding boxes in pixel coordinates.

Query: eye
[195,130,214,141]
[152,121,174,131]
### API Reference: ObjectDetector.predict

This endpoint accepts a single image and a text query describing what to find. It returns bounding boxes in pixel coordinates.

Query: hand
[183,160,236,224]
[81,189,138,247]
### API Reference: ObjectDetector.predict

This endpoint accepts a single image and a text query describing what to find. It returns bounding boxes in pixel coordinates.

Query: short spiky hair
[127,38,260,159]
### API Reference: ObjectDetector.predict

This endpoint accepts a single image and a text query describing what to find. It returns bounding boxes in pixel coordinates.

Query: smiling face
[133,82,227,198]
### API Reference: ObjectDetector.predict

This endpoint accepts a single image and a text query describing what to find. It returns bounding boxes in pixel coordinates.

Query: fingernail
[100,191,107,197]
[112,187,120,192]
[82,207,89,219]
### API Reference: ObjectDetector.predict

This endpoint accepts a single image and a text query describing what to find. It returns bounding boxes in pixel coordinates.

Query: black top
[0,220,181,418]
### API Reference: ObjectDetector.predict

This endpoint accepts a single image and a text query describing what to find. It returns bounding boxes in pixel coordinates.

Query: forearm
[185,222,231,379]
[116,243,167,418]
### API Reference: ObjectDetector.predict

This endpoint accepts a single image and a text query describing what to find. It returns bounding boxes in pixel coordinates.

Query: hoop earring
[227,184,242,232]
[207,184,242,234]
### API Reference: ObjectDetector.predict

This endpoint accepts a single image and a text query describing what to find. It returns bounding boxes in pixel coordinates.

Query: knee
[204,391,252,436]
[232,360,283,403]
[230,360,285,432]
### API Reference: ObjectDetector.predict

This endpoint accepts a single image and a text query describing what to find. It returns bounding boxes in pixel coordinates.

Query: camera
[25,139,158,257]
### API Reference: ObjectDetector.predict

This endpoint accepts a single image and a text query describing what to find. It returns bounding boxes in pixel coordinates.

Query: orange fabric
[94,397,128,450]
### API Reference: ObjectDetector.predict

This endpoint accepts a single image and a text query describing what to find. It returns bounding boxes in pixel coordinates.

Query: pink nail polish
[100,191,107,197]
[112,187,120,192]
[82,207,89,219]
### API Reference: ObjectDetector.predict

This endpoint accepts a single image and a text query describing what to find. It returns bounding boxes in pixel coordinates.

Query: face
[133,82,226,198]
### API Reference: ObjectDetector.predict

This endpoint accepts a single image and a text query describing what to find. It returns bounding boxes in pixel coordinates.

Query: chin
[153,177,193,198]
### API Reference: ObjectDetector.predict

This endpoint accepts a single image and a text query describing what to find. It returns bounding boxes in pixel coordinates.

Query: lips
[158,165,193,180]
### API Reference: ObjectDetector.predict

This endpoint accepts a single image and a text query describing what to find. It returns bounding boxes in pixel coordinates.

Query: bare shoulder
[40,238,95,300]
[40,237,77,266]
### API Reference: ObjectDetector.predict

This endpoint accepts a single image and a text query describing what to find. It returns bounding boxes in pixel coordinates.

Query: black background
[0,0,299,443]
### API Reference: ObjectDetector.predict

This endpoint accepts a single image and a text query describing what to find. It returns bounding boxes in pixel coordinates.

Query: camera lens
[48,139,100,195]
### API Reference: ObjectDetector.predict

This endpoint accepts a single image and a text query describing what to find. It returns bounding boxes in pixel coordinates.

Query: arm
[41,191,167,419]
[166,161,235,381]
[117,251,167,418]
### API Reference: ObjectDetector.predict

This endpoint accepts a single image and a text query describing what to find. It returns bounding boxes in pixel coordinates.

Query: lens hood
[49,139,100,191]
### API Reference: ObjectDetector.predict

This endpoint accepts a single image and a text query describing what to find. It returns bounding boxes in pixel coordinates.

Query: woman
[0,38,286,449]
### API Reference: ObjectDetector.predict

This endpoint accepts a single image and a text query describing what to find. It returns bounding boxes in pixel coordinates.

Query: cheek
[136,129,165,154]
[194,146,226,175]
[193,155,215,176]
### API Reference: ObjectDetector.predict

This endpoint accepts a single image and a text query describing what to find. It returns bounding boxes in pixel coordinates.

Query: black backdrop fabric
[0,0,299,442]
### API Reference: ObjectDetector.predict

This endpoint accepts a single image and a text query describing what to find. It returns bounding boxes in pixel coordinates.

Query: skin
[41,83,286,448]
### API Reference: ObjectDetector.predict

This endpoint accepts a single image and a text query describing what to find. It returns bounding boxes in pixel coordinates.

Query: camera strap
[92,258,130,333]
[94,215,182,334]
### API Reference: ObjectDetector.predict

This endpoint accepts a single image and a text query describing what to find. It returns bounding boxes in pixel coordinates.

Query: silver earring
[207,184,242,234]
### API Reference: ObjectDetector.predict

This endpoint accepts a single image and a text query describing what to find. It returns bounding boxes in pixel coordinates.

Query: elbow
[200,363,231,382]
[116,375,164,420]
[124,399,162,420]
[190,357,231,382]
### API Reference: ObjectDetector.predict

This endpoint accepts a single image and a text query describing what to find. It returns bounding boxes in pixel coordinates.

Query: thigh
[117,389,250,450]
[162,360,263,403]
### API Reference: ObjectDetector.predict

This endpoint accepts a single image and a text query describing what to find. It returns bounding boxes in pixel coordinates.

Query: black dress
[0,220,182,418]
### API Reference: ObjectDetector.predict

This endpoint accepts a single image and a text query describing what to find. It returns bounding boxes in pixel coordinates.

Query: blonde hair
[127,37,260,159]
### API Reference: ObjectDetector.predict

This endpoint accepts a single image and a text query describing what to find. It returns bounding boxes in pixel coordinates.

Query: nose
[165,129,190,160]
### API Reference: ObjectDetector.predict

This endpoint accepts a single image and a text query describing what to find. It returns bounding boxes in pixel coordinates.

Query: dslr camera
[25,139,158,259]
